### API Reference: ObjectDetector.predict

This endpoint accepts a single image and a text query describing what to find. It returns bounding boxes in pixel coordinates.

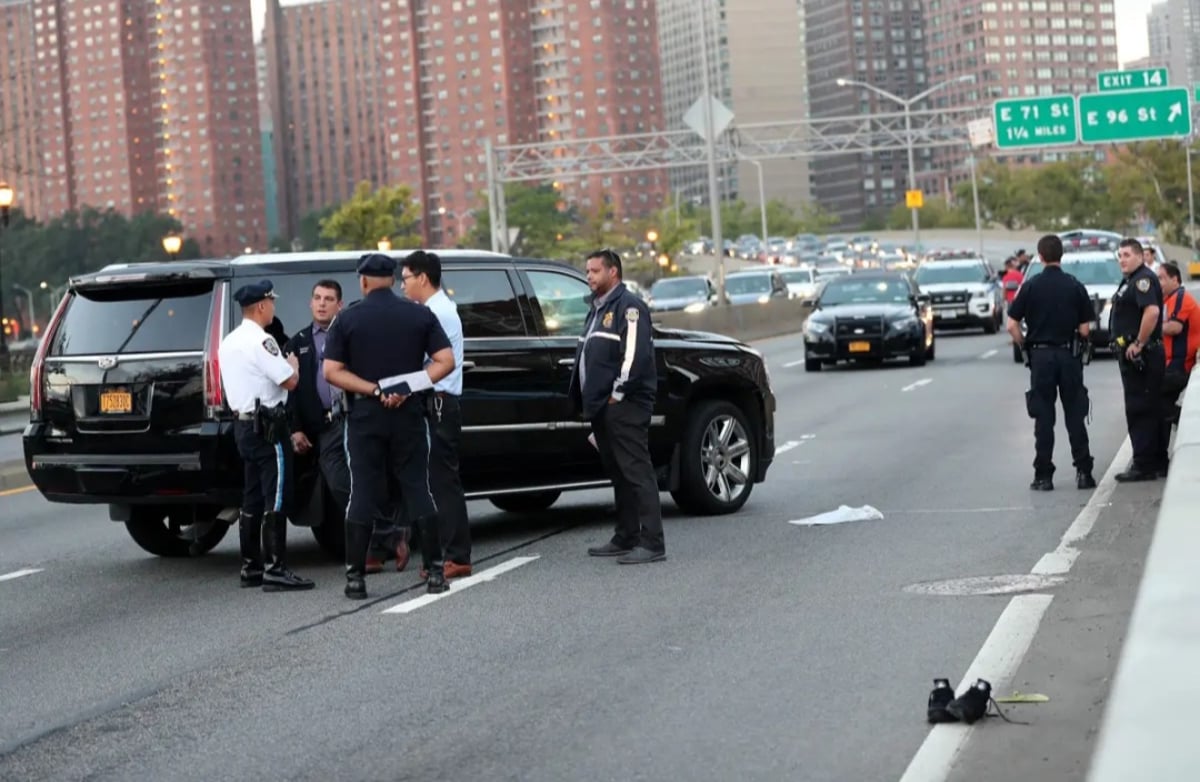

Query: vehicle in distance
[646,275,715,313]
[723,269,790,305]
[912,253,1004,333]
[780,267,821,301]
[1017,247,1121,362]
[801,272,935,371]
[23,251,777,559]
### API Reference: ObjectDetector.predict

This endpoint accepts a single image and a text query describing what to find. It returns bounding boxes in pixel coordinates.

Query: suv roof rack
[1064,236,1119,252]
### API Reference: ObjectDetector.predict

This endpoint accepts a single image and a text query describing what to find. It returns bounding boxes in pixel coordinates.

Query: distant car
[1018,249,1122,361]
[912,256,1004,333]
[779,267,821,301]
[723,270,789,306]
[646,275,715,313]
[802,272,935,371]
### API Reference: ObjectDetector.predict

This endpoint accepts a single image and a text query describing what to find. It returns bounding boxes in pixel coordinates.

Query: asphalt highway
[0,327,1138,781]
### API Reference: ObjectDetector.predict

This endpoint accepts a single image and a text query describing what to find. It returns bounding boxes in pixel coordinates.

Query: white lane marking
[0,568,43,583]
[382,555,539,614]
[980,349,998,359]
[782,359,805,368]
[800,433,817,440]
[899,436,1132,782]
[898,594,1054,782]
[774,441,801,456]
[901,378,933,392]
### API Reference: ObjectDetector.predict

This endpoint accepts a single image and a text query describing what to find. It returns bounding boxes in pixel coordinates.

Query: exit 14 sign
[1097,68,1169,92]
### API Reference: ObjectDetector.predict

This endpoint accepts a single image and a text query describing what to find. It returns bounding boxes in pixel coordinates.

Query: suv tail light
[30,293,71,422]
[203,283,228,417]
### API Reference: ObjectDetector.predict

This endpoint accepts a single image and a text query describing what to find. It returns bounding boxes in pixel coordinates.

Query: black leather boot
[238,512,264,588]
[415,514,449,594]
[261,511,315,592]
[345,521,371,600]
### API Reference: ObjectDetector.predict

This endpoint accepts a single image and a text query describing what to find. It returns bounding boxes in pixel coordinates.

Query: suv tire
[490,490,562,513]
[125,506,229,558]
[983,311,999,334]
[671,399,756,515]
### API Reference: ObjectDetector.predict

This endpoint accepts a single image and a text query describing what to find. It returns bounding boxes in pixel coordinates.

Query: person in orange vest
[1157,261,1200,467]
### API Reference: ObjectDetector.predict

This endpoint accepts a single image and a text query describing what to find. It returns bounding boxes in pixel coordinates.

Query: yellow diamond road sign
[906,190,924,209]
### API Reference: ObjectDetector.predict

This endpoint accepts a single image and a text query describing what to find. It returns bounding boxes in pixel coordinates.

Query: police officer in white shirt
[218,280,315,592]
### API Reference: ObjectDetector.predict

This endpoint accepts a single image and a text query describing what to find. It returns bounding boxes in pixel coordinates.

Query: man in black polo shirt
[1006,234,1096,491]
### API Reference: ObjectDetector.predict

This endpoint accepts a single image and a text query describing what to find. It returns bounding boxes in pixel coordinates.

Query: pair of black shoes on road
[1030,470,1096,491]
[1115,462,1168,482]
[927,678,992,725]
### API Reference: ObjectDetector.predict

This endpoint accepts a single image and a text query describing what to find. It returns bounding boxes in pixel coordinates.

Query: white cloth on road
[788,505,884,526]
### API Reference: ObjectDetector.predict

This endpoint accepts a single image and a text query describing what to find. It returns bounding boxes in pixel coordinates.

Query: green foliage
[466,183,576,258]
[884,195,973,230]
[319,182,422,251]
[695,198,840,238]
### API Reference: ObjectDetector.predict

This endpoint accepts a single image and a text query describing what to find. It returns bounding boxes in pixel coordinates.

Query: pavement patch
[903,573,1066,597]
[381,555,540,614]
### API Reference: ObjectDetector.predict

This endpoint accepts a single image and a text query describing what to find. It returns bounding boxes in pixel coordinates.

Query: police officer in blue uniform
[217,280,315,592]
[322,253,457,599]
[1110,237,1167,481]
[569,249,666,565]
[1006,234,1096,491]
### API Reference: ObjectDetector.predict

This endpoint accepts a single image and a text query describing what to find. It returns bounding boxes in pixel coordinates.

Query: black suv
[23,251,777,558]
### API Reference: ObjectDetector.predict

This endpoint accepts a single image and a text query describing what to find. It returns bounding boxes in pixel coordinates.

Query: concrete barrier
[1087,380,1200,781]
[653,298,812,343]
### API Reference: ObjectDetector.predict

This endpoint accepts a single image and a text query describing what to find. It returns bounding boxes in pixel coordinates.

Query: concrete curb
[1087,381,1200,781]
[0,458,30,491]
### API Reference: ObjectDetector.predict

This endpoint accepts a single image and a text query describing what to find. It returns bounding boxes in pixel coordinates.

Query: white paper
[788,505,884,526]
[378,370,433,396]
[588,433,598,450]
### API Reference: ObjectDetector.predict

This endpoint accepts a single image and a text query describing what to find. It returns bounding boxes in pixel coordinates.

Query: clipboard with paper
[378,370,433,396]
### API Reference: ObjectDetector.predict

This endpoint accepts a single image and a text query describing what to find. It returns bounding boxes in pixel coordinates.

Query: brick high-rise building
[0,0,266,257]
[264,0,667,247]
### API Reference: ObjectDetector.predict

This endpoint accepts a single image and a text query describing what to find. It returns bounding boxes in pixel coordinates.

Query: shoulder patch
[1136,277,1151,293]
[602,311,614,329]
[625,307,639,323]
[262,337,280,356]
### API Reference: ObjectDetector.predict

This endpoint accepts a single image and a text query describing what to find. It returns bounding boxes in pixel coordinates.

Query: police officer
[1006,234,1096,491]
[1110,237,1167,481]
[569,249,666,564]
[217,280,315,591]
[322,253,457,599]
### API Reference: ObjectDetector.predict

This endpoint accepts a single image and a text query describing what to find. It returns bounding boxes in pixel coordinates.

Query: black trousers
[1027,347,1092,478]
[592,401,665,554]
[1121,346,1167,470]
[235,420,292,517]
[317,419,351,513]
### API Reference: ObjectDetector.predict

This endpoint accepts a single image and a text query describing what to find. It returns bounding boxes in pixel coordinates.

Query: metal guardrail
[1088,380,1200,781]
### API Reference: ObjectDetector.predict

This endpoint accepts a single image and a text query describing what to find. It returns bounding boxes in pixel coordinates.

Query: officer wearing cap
[1110,237,1167,481]
[217,279,315,592]
[1006,235,1096,491]
[322,253,457,599]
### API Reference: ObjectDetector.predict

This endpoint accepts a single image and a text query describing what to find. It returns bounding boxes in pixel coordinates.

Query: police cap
[233,279,278,307]
[357,253,397,277]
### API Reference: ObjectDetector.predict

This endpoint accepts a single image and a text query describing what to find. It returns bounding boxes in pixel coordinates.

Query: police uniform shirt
[1007,265,1094,344]
[323,288,452,383]
[1110,264,1164,341]
[218,319,294,413]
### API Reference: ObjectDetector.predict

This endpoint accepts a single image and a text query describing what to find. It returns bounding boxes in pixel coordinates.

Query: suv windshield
[914,261,988,285]
[650,277,708,298]
[1026,256,1122,285]
[725,275,772,294]
[819,278,911,305]
[781,269,814,284]
[49,282,215,356]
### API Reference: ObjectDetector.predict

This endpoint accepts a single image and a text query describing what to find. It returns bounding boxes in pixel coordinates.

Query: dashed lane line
[0,485,35,498]
[980,349,999,359]
[0,568,43,583]
[782,359,806,368]
[901,378,933,392]
[774,441,801,456]
[382,555,540,614]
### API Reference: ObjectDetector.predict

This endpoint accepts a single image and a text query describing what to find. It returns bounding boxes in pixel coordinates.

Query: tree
[319,182,421,251]
[466,182,575,258]
[795,202,840,234]
[884,195,973,230]
[294,205,337,252]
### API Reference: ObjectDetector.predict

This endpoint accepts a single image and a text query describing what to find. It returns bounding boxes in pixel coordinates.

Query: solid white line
[774,440,801,456]
[897,594,1054,782]
[0,568,43,582]
[980,349,998,359]
[901,378,933,392]
[782,359,805,368]
[381,555,539,614]
[899,436,1133,782]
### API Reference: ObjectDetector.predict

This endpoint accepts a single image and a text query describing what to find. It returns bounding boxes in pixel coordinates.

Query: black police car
[800,271,935,371]
[22,251,777,558]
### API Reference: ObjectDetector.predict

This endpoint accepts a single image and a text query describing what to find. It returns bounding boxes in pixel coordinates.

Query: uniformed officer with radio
[322,253,457,599]
[217,279,315,592]
[1007,234,1097,491]
[1110,237,1166,481]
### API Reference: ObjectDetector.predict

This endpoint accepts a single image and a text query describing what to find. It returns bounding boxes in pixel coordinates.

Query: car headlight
[683,301,706,313]
[889,315,919,330]
[805,320,830,336]
[757,294,770,304]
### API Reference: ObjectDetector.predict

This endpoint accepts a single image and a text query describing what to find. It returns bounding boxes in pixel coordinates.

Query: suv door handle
[558,358,576,366]
[461,361,476,371]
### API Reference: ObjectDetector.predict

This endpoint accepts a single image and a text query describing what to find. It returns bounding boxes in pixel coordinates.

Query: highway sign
[1078,87,1192,143]
[1097,67,1169,92]
[993,95,1078,149]
[905,190,923,209]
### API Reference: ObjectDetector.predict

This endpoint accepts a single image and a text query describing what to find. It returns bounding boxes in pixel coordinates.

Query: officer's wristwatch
[372,385,383,398]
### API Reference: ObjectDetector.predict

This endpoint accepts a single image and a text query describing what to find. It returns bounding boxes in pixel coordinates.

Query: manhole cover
[904,573,1066,597]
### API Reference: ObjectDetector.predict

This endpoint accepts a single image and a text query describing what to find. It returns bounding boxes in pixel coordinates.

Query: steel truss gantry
[484,106,990,253]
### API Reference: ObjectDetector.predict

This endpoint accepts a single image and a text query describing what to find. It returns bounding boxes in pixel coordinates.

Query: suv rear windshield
[50,282,215,356]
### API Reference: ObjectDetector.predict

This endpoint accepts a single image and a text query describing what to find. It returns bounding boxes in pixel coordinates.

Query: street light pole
[968,154,983,258]
[695,0,725,305]
[1187,138,1195,252]
[742,157,768,249]
[903,105,918,249]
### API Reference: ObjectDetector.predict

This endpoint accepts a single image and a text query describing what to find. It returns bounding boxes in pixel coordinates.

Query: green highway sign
[1097,67,1169,92]
[992,95,1078,149]
[1078,86,1192,143]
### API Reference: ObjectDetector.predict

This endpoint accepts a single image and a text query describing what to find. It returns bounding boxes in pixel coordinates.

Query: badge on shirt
[625,307,639,323]
[1136,277,1150,293]
[263,338,280,356]
[602,311,614,329]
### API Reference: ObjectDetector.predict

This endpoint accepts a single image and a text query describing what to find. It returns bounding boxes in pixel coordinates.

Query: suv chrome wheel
[701,414,752,503]
[672,399,757,515]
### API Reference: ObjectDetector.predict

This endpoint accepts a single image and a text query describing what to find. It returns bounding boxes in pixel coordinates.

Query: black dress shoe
[616,547,667,565]
[588,542,634,557]
[1077,470,1097,490]
[1115,468,1157,482]
[926,678,958,724]
[1030,477,1053,491]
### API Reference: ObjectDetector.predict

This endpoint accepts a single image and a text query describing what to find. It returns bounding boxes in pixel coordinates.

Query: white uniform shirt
[425,288,464,396]
[218,319,294,413]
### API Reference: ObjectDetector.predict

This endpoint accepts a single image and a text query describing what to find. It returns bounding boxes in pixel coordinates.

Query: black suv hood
[652,325,748,347]
[808,303,912,320]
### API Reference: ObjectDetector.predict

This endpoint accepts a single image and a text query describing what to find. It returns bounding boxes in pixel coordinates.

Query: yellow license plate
[848,341,871,353]
[100,390,132,414]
